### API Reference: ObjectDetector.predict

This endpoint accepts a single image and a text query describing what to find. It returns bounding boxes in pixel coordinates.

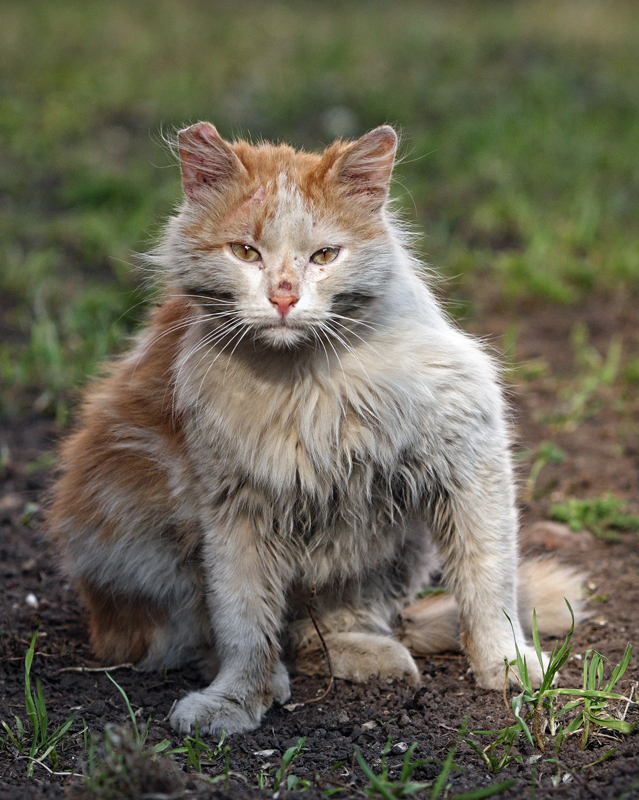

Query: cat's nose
[270,294,298,318]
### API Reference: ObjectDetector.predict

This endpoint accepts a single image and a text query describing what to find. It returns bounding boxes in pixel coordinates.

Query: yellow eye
[231,243,261,263]
[311,247,340,265]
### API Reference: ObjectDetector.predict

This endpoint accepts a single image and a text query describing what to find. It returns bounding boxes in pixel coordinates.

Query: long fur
[399,559,587,657]
[48,123,584,736]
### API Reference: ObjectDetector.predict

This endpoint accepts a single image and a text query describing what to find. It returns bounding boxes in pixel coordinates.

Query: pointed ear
[331,125,397,208]
[177,122,246,200]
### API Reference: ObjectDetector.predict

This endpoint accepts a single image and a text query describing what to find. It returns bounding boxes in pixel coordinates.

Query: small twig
[164,697,178,722]
[422,653,464,661]
[58,662,138,673]
[4,651,63,661]
[21,756,84,779]
[438,722,463,735]
[620,682,637,722]
[299,584,334,705]
[503,661,510,712]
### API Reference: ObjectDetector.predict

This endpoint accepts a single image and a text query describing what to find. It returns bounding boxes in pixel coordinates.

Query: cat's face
[165,123,397,350]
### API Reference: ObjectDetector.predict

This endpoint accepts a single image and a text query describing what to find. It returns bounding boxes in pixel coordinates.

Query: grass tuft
[551,494,639,541]
[76,725,185,800]
[466,605,637,774]
[1,632,82,776]
[354,730,516,799]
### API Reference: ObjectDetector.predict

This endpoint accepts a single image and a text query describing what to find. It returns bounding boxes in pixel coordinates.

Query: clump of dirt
[1,294,638,799]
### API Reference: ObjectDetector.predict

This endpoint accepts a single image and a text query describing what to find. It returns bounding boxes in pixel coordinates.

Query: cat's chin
[257,324,309,349]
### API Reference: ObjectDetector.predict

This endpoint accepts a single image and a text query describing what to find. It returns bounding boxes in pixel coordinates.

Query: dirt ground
[1,293,638,800]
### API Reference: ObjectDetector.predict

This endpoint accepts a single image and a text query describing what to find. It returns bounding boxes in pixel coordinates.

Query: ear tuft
[177,122,245,200]
[332,125,398,207]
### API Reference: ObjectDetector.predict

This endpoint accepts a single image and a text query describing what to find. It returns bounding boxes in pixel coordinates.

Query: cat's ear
[330,125,397,208]
[178,122,246,201]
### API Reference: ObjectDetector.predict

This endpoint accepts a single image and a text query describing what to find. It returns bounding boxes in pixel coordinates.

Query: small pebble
[391,742,409,755]
[361,720,377,731]
[25,593,39,609]
[254,749,276,757]
[398,714,411,728]
[336,709,349,725]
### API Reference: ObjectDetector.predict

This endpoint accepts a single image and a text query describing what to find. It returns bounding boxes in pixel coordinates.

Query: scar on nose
[278,280,293,291]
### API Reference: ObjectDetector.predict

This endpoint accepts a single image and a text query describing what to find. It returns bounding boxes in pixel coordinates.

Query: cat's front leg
[430,455,546,690]
[171,515,290,736]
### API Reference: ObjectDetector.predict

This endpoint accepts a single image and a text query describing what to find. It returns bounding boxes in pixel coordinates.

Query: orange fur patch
[79,579,167,664]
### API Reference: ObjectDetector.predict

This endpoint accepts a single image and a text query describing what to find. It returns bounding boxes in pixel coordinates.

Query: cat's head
[163,122,400,349]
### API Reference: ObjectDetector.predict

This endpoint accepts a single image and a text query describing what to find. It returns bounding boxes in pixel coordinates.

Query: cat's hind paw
[297,632,421,685]
[271,661,291,704]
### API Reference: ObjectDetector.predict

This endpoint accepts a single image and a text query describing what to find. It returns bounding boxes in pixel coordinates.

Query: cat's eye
[311,247,340,265]
[230,243,261,263]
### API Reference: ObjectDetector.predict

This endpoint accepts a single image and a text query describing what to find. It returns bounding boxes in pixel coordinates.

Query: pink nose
[270,294,298,318]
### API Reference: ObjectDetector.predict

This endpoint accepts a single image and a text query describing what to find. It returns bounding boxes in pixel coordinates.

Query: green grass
[2,0,639,417]
[542,323,624,432]
[1,632,82,776]
[551,493,639,540]
[465,606,637,775]
[523,441,566,503]
[354,732,516,800]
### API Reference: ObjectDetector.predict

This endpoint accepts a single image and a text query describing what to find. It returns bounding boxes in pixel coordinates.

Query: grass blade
[451,779,517,800]
[105,673,139,740]
[354,749,397,800]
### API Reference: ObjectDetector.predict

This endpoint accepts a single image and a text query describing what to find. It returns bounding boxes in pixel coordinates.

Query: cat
[48,122,582,736]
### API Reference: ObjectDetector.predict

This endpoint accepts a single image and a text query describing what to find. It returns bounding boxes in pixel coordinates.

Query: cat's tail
[399,558,587,656]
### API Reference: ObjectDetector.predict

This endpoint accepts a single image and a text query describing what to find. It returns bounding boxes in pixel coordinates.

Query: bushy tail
[399,558,587,656]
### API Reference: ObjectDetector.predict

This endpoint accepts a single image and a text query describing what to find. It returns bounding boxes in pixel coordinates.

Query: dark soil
[1,295,638,800]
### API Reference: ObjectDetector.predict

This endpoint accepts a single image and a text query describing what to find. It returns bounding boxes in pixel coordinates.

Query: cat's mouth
[258,318,311,348]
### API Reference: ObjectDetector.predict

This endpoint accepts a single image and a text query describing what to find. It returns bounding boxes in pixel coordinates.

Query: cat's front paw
[474,645,549,691]
[170,688,266,736]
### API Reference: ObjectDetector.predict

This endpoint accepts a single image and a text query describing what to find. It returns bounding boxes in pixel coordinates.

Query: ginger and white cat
[49,123,580,736]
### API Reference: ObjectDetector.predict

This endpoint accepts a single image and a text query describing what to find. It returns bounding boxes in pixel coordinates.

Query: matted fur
[49,123,583,736]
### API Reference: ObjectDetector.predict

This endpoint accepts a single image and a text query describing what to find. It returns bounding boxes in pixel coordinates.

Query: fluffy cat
[48,123,581,736]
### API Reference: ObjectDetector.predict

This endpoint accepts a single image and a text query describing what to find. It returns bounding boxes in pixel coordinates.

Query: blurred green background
[2,0,638,420]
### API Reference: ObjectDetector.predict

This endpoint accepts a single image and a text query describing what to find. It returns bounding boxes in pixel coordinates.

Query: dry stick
[620,681,637,722]
[164,698,178,722]
[4,652,62,661]
[299,584,334,706]
[58,663,138,673]
[22,756,84,779]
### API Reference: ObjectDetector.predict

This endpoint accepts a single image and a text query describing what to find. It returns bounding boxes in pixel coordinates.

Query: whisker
[193,322,250,414]
[223,324,252,381]
[167,322,234,410]
[311,327,331,371]
[130,314,207,386]
[130,309,241,385]
[323,322,387,422]
[172,293,237,306]
[328,312,379,334]
[318,322,348,393]
[329,318,380,355]
[171,319,243,414]
[325,321,392,425]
